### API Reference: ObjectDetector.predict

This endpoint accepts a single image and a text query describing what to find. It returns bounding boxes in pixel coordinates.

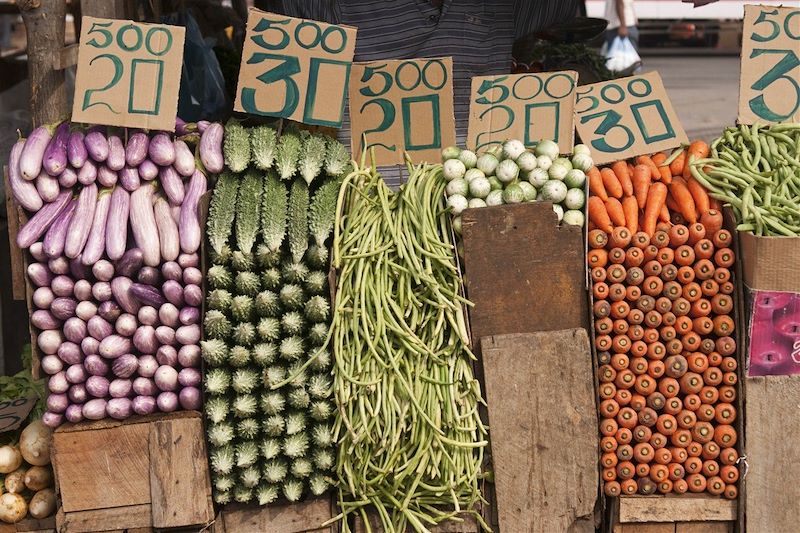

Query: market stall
[2,1,799,532]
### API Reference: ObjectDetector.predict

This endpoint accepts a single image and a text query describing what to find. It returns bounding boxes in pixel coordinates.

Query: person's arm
[513,0,581,39]
[255,0,339,24]
[615,0,628,37]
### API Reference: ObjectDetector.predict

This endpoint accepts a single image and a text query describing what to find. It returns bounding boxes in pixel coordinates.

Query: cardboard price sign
[739,5,800,125]
[575,71,687,165]
[235,8,357,127]
[0,397,36,432]
[349,57,456,166]
[467,71,578,154]
[72,17,185,131]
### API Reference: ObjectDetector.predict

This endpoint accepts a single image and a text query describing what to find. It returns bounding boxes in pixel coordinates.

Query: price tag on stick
[739,4,800,125]
[72,17,185,131]
[467,71,578,154]
[235,8,357,127]
[349,57,456,166]
[575,71,688,165]
[0,397,36,433]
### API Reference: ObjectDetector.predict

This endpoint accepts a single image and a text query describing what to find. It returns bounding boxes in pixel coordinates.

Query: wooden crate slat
[149,416,214,528]
[618,496,736,523]
[220,499,334,533]
[56,504,151,532]
[480,330,597,533]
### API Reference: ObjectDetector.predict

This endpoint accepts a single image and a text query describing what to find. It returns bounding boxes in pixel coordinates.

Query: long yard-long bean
[690,122,800,236]
[321,158,488,532]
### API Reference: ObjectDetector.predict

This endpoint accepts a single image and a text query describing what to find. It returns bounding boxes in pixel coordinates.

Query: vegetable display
[203,124,347,506]
[310,156,487,530]
[11,121,220,426]
[688,123,800,236]
[441,139,593,229]
[589,148,739,500]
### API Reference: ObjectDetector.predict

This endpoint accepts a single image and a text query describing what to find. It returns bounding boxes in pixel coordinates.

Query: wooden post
[18,0,68,127]
[79,0,125,19]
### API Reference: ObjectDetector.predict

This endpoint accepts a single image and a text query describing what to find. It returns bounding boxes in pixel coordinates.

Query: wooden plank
[220,499,334,533]
[619,525,675,533]
[353,510,478,532]
[54,44,78,71]
[745,374,800,533]
[52,422,151,512]
[480,330,597,533]
[55,410,198,434]
[618,496,737,523]
[3,168,25,301]
[675,522,732,533]
[149,416,214,528]
[15,516,56,532]
[56,504,151,532]
[462,203,589,352]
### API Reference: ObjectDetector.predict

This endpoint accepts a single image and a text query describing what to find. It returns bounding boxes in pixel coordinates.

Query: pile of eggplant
[10,121,222,427]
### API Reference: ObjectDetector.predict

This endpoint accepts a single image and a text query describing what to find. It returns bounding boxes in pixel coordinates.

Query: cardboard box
[51,412,213,532]
[212,499,337,533]
[739,232,800,292]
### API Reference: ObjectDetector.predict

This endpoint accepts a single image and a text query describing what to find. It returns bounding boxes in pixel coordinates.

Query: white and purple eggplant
[129,183,160,266]
[19,124,54,180]
[80,188,112,265]
[85,130,109,162]
[43,122,69,176]
[65,183,98,258]
[8,140,43,212]
[199,122,223,173]
[148,133,175,166]
[17,189,71,249]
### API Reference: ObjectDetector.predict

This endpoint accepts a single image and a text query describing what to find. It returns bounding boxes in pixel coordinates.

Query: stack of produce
[441,138,594,229]
[588,145,740,500]
[688,123,800,236]
[202,121,348,506]
[314,157,488,530]
[9,122,221,426]
[0,364,55,523]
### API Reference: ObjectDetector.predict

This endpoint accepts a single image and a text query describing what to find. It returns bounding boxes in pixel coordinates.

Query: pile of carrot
[588,143,740,500]
[587,141,714,236]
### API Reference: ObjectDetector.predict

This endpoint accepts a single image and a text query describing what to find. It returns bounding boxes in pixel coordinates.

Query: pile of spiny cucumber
[201,120,347,506]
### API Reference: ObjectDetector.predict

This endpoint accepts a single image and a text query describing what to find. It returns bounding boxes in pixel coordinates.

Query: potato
[3,469,25,494]
[0,493,26,523]
[24,466,53,491]
[29,489,56,519]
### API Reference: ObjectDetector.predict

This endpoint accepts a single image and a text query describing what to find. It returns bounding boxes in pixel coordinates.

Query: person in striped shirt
[258,0,582,184]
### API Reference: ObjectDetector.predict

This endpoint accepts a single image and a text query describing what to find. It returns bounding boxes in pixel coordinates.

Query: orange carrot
[666,192,680,213]
[686,176,710,216]
[683,140,710,179]
[670,150,686,176]
[588,167,608,201]
[612,161,634,197]
[601,167,624,199]
[652,153,672,184]
[643,182,667,236]
[636,155,661,181]
[709,197,721,211]
[588,196,613,232]
[605,197,626,227]
[632,164,651,209]
[670,180,698,224]
[659,204,671,223]
[622,196,638,235]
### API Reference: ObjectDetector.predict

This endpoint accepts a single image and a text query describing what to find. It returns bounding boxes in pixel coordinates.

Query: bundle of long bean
[324,158,488,532]
[689,123,800,236]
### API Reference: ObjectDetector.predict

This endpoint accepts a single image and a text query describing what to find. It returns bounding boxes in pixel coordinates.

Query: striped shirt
[259,0,580,183]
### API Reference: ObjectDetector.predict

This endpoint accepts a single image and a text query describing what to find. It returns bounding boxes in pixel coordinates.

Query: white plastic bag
[603,36,641,73]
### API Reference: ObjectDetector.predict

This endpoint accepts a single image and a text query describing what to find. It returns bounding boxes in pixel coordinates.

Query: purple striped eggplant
[158,165,184,205]
[197,120,210,133]
[148,133,175,166]
[85,130,109,162]
[42,198,77,258]
[59,167,77,188]
[35,171,60,202]
[80,187,112,265]
[107,135,125,171]
[180,170,207,254]
[199,122,223,173]
[20,124,54,180]
[65,183,97,258]
[125,132,149,166]
[17,189,72,248]
[138,159,158,181]
[173,140,195,177]
[68,131,87,168]
[8,139,42,212]
[97,165,117,187]
[130,183,160,266]
[43,122,69,176]
[105,187,130,260]
[154,196,179,261]
[119,166,140,192]
[77,160,97,185]
[114,248,143,278]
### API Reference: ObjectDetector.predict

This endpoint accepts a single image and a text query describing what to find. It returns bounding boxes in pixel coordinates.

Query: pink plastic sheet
[748,291,800,376]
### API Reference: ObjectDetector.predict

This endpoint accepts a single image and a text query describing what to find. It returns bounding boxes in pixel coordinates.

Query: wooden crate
[480,330,598,533]
[0,516,56,533]
[611,495,736,533]
[351,509,479,533]
[212,498,337,533]
[51,411,213,532]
